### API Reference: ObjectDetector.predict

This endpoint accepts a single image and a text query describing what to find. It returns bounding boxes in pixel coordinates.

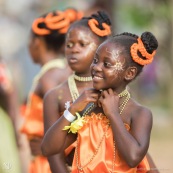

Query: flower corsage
[62,112,85,134]
[62,101,85,134]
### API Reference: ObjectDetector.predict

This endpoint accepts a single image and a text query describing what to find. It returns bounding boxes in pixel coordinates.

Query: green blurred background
[0,0,172,172]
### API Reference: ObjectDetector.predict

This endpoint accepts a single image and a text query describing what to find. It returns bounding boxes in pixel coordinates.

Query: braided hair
[112,32,158,76]
[68,11,112,43]
[31,8,83,53]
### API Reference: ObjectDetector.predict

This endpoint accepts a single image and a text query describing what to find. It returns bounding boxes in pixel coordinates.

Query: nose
[91,62,102,72]
[71,44,80,53]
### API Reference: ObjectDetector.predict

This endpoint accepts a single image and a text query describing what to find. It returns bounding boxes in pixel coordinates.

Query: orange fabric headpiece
[32,9,82,35]
[32,17,51,35]
[64,9,83,22]
[130,38,156,66]
[88,18,111,37]
[45,11,70,33]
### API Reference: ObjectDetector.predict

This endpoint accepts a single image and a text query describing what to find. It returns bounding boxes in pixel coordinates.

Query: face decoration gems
[106,48,124,72]
[112,60,124,71]
[106,48,120,59]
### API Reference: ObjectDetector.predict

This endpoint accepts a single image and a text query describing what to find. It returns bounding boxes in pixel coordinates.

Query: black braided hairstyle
[113,32,158,77]
[68,11,112,43]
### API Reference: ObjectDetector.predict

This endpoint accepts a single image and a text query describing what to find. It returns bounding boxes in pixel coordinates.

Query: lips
[68,57,78,64]
[92,74,104,81]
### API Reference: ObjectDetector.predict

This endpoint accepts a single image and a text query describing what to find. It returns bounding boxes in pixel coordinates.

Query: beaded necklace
[26,58,66,116]
[68,74,80,102]
[31,58,65,91]
[67,74,131,172]
[73,73,92,82]
[75,89,131,172]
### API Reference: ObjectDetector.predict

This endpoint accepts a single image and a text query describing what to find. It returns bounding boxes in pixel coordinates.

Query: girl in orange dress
[20,8,83,173]
[42,31,158,173]
[42,11,112,172]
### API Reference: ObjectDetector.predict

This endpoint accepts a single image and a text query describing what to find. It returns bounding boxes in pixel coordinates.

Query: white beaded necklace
[68,74,80,102]
[73,73,92,82]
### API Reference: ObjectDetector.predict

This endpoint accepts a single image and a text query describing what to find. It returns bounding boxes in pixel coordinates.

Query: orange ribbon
[32,17,50,35]
[88,18,111,37]
[131,38,156,65]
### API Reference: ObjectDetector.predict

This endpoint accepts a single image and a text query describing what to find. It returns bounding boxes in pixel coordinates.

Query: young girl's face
[65,25,100,74]
[91,40,127,91]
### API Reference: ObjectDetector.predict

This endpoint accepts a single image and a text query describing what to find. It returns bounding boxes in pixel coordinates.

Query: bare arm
[41,89,73,155]
[41,88,100,156]
[99,89,153,167]
[41,80,72,172]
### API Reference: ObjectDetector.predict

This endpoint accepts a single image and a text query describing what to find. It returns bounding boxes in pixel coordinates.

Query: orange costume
[21,59,66,173]
[71,112,150,173]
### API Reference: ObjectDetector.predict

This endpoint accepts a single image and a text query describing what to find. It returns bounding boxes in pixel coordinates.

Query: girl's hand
[98,88,120,117]
[69,88,100,115]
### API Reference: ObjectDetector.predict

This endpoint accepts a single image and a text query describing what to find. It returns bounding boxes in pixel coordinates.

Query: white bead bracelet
[63,109,76,122]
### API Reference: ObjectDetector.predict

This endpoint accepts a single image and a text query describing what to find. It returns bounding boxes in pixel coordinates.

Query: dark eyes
[104,62,112,67]
[66,42,89,48]
[93,58,98,63]
[93,58,112,67]
[66,42,73,48]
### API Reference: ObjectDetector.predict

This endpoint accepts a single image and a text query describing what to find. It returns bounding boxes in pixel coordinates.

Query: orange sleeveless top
[21,93,44,137]
[71,112,150,173]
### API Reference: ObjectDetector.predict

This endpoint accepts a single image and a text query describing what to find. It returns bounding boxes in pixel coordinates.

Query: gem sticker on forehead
[106,48,124,71]
[106,48,120,60]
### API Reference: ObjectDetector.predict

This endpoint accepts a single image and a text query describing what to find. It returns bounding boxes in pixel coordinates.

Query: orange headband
[130,37,156,66]
[88,18,111,37]
[32,17,51,35]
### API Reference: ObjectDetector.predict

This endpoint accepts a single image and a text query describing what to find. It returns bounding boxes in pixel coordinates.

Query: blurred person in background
[0,57,22,173]
[20,8,83,173]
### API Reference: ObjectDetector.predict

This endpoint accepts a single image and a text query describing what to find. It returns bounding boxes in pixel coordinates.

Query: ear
[124,66,137,81]
[33,37,42,49]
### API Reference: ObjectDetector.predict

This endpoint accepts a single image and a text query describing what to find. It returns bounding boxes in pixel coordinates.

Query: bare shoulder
[39,68,71,95]
[129,99,153,126]
[44,80,72,112]
[44,80,69,101]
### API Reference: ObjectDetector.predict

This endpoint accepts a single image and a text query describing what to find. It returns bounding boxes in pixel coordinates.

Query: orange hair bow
[130,38,156,66]
[45,11,70,33]
[32,17,50,35]
[88,18,111,37]
[64,9,83,22]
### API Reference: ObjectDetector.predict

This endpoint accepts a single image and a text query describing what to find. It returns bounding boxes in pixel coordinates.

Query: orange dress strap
[72,112,149,173]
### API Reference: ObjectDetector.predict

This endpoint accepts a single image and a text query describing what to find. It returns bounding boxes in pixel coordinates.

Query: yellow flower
[62,113,85,134]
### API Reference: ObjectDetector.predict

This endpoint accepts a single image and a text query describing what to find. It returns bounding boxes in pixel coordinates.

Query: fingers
[101,88,114,98]
[98,95,103,107]
[85,88,101,103]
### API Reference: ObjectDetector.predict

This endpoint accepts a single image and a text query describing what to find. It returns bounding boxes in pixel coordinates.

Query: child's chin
[93,85,102,91]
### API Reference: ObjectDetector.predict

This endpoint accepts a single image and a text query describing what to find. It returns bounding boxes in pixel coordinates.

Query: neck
[40,51,63,66]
